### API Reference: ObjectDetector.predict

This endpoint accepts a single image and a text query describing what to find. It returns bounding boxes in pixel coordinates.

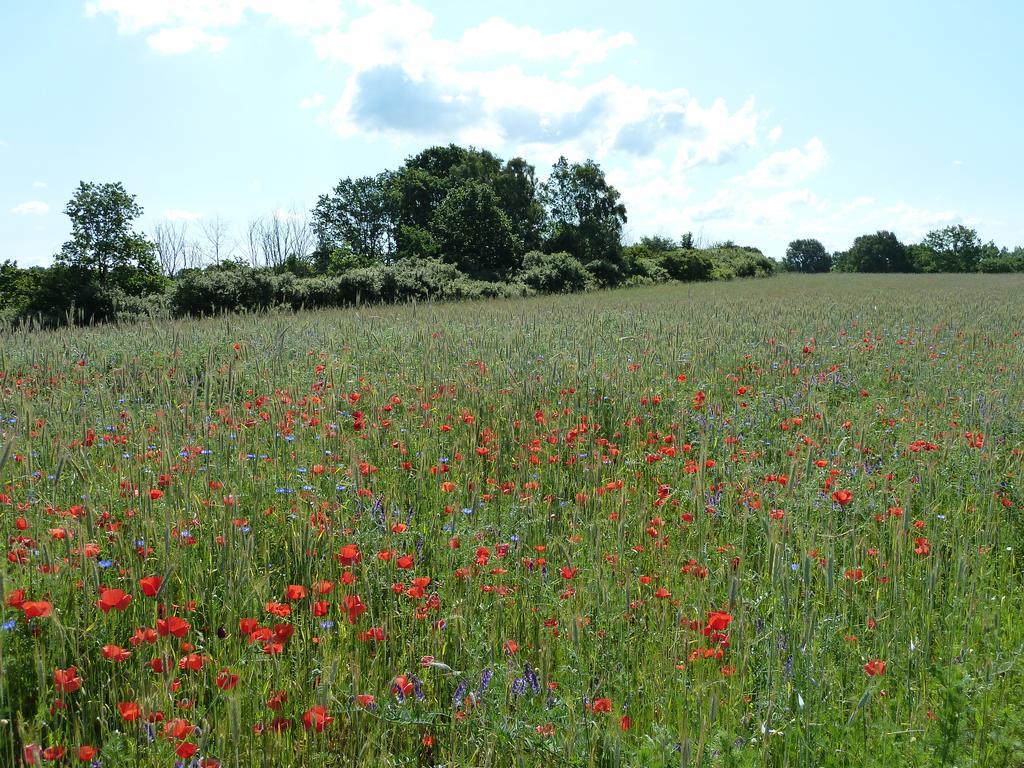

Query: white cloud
[455,18,634,75]
[163,208,202,221]
[90,0,975,262]
[147,26,229,54]
[736,137,828,188]
[877,202,968,239]
[32,181,48,188]
[86,0,345,52]
[299,92,325,109]
[88,1,761,169]
[10,201,50,216]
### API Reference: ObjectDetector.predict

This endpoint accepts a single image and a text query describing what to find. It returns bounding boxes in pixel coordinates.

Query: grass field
[2,274,1023,767]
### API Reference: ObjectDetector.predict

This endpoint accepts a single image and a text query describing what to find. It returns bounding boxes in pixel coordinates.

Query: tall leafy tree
[541,157,628,285]
[432,183,522,280]
[784,238,832,272]
[56,182,157,278]
[493,157,546,252]
[917,225,983,272]
[834,231,912,273]
[313,172,397,267]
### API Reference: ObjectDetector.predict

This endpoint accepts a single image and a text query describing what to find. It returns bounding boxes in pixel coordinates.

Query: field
[2,274,1023,767]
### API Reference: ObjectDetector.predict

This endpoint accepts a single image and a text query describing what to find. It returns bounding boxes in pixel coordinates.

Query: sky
[2,0,1022,267]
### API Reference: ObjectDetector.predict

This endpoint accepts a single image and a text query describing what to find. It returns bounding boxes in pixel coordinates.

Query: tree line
[783,228,1024,274]
[5,143,1016,327]
[1,144,777,326]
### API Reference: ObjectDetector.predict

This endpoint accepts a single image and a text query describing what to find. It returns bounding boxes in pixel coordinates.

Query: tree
[638,235,676,253]
[313,173,397,267]
[918,225,983,272]
[56,182,158,278]
[245,212,314,270]
[541,157,628,285]
[834,231,912,273]
[493,157,546,251]
[432,183,522,280]
[199,216,234,267]
[0,261,44,317]
[153,220,190,277]
[784,238,832,273]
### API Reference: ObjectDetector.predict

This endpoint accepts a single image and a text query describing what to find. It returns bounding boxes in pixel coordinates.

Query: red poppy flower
[157,616,190,637]
[77,746,98,762]
[118,701,141,721]
[216,669,240,690]
[148,489,164,501]
[130,627,158,646]
[336,544,361,565]
[54,666,83,694]
[139,576,163,597]
[23,600,53,619]
[284,584,308,601]
[164,718,194,740]
[42,746,66,761]
[864,659,886,676]
[97,587,132,613]
[302,704,334,732]
[175,743,198,759]
[705,610,733,632]
[831,490,853,506]
[392,675,414,698]
[343,594,366,624]
[102,644,131,662]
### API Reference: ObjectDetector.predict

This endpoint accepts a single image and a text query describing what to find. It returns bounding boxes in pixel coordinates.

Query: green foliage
[834,231,913,272]
[56,181,158,278]
[396,224,440,261]
[784,238,832,273]
[705,246,776,279]
[312,171,397,265]
[658,248,715,281]
[0,261,44,320]
[978,255,1024,273]
[433,182,523,280]
[315,246,378,276]
[919,225,983,272]
[170,264,291,316]
[638,235,677,253]
[517,250,593,293]
[541,156,628,285]
[626,257,671,285]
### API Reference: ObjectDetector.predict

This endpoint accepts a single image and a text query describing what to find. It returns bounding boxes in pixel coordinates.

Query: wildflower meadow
[2,273,1023,767]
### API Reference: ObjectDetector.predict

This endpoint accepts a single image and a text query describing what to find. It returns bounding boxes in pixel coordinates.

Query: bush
[979,256,1024,273]
[288,260,525,310]
[170,265,290,316]
[658,249,714,281]
[628,258,670,284]
[517,251,593,293]
[704,247,776,279]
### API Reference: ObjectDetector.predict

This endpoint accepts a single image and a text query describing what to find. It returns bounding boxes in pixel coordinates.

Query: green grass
[1,274,1023,767]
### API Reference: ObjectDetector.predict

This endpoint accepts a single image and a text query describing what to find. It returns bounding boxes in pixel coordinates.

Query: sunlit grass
[2,274,1023,767]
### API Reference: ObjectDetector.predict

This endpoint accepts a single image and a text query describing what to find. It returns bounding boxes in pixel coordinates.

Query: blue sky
[2,0,1022,267]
